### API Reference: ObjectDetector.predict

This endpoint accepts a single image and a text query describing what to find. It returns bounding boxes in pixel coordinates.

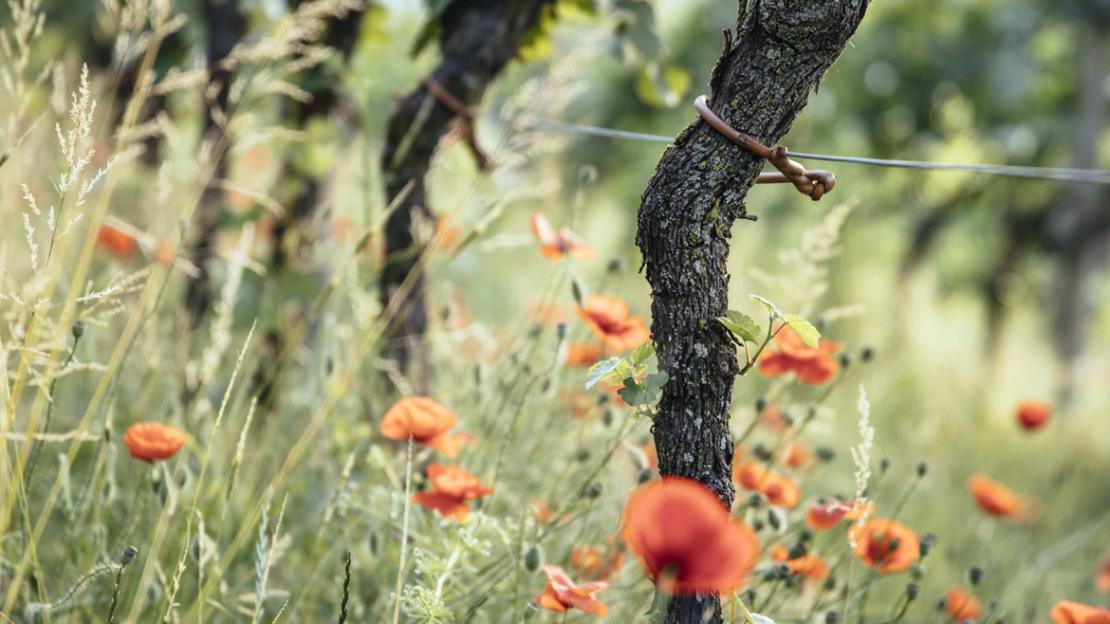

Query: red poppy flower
[566,342,603,367]
[946,587,982,621]
[532,565,608,616]
[1050,601,1110,624]
[576,295,650,353]
[733,460,801,508]
[850,518,920,574]
[379,397,472,458]
[412,464,492,521]
[805,499,873,531]
[123,422,187,462]
[621,478,760,595]
[758,326,840,385]
[769,544,828,581]
[967,474,1035,521]
[531,212,593,260]
[1015,400,1051,431]
[758,404,790,431]
[97,225,138,258]
[571,545,626,581]
[783,440,813,468]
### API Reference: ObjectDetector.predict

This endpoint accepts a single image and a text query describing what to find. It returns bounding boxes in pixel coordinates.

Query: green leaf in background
[717,310,761,343]
[635,62,691,108]
[616,371,667,406]
[629,340,655,366]
[782,313,821,348]
[585,356,625,390]
[750,294,781,320]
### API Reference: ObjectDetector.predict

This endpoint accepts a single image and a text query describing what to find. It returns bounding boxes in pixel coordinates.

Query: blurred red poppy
[123,422,186,462]
[1050,600,1110,624]
[850,518,920,574]
[97,225,138,258]
[758,325,839,385]
[621,478,759,595]
[805,499,873,531]
[576,294,650,352]
[946,587,982,621]
[412,463,492,521]
[532,565,607,616]
[566,342,603,367]
[379,397,472,458]
[968,474,1035,521]
[1015,400,1051,431]
[769,544,828,581]
[531,212,593,260]
[733,460,801,508]
[571,545,625,581]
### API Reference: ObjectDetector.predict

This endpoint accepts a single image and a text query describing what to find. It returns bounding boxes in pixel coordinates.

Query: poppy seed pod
[860,346,874,361]
[524,544,543,572]
[825,611,841,624]
[120,545,138,565]
[71,321,85,339]
[968,566,984,586]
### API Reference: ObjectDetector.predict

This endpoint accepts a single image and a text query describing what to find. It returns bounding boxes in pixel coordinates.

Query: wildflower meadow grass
[1,1,1109,623]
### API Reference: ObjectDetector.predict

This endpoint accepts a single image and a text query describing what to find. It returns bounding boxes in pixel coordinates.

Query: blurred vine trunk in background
[185,0,246,326]
[634,2,869,622]
[257,3,366,405]
[1049,13,1110,406]
[379,0,554,381]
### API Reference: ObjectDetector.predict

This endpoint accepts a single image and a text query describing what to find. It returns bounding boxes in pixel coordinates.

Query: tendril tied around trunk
[694,95,837,200]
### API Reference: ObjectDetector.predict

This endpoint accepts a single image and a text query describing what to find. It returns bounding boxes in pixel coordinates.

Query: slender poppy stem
[391,435,414,624]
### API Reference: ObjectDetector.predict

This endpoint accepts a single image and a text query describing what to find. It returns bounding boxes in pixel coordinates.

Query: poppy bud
[573,448,590,462]
[71,321,85,339]
[748,493,763,508]
[860,346,874,362]
[753,443,772,460]
[540,379,551,393]
[571,280,585,305]
[556,322,568,340]
[916,462,928,477]
[601,409,614,426]
[919,534,936,557]
[638,468,653,483]
[905,583,920,601]
[585,482,602,499]
[912,566,924,580]
[838,353,852,369]
[755,396,767,412]
[369,532,378,555]
[606,258,624,274]
[524,544,543,572]
[120,545,138,566]
[824,577,837,591]
[788,543,807,559]
[752,518,765,531]
[880,457,891,473]
[816,446,835,462]
[825,611,841,624]
[799,529,813,543]
[968,566,984,586]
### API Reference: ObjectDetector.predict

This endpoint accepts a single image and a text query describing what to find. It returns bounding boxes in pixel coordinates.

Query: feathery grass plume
[22,557,123,620]
[0,0,49,132]
[160,519,193,623]
[849,384,875,547]
[253,492,288,623]
[226,394,259,502]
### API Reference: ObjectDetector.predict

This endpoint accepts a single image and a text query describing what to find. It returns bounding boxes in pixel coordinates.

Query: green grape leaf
[750,294,781,319]
[782,313,820,349]
[716,310,761,343]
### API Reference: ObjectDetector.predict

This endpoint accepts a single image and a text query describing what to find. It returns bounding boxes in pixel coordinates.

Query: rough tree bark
[379,0,554,376]
[635,2,868,622]
[185,0,246,326]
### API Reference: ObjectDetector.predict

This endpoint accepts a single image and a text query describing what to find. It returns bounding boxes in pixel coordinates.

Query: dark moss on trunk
[635,2,869,622]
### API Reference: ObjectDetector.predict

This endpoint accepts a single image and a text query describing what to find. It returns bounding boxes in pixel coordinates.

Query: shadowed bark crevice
[635,2,869,622]
[379,0,554,378]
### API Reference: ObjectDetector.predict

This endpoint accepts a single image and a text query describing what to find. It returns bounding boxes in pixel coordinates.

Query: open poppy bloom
[566,342,603,367]
[1098,555,1110,593]
[531,212,593,260]
[532,565,608,616]
[123,422,187,462]
[379,397,472,458]
[571,545,626,581]
[621,478,760,595]
[412,463,492,521]
[576,294,650,353]
[769,544,828,581]
[97,224,139,258]
[758,325,840,385]
[805,499,873,531]
[850,518,920,574]
[1050,600,1110,624]
[945,587,982,621]
[1015,400,1051,431]
[967,474,1035,521]
[783,440,814,468]
[733,460,801,508]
